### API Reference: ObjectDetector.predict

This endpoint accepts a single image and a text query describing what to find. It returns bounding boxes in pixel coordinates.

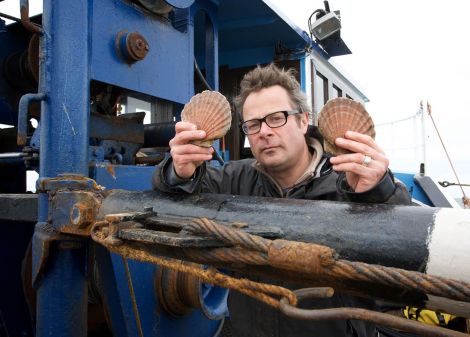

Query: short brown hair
[234,63,311,121]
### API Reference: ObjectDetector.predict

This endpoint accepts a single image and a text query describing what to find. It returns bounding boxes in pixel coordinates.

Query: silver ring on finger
[362,155,372,167]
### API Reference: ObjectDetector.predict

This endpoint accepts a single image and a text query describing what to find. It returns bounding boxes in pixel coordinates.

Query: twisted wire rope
[187,218,470,302]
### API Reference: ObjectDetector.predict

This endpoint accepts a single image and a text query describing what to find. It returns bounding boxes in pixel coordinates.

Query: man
[153,64,411,336]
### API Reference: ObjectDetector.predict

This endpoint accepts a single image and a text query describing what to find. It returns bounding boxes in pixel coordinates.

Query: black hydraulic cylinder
[98,190,451,270]
[98,190,470,315]
[143,122,176,148]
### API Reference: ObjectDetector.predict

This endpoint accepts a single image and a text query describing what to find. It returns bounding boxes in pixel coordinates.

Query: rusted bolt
[127,32,149,61]
[70,202,95,228]
[116,31,149,64]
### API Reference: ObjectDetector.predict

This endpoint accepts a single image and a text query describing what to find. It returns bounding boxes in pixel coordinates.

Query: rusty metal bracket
[97,212,282,249]
[39,174,104,235]
[50,190,102,236]
[279,288,469,337]
[97,211,225,248]
[20,0,43,34]
[31,175,103,284]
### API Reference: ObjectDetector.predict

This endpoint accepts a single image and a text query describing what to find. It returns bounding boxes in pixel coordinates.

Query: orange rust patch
[106,165,116,179]
[267,240,336,275]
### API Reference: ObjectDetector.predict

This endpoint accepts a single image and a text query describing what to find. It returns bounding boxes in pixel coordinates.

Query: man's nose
[258,120,273,136]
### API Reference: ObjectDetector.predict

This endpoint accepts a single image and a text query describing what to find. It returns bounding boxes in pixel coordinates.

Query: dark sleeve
[337,170,412,205]
[152,156,255,195]
[152,156,207,194]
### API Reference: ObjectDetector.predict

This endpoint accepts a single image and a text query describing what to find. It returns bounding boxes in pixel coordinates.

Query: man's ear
[301,112,309,133]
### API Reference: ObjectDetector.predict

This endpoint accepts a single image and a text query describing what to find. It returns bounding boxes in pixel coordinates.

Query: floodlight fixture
[307,1,351,57]
[310,11,341,41]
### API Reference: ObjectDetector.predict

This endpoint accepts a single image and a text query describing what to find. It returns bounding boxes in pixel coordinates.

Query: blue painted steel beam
[39,1,90,178]
[35,241,88,337]
[34,0,90,336]
[93,164,155,191]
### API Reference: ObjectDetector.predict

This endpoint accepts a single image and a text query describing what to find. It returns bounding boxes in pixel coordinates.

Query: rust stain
[267,240,336,275]
[106,165,116,180]
[38,174,103,191]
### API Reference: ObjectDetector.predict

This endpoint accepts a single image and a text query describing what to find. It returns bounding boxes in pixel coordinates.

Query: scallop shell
[318,97,375,155]
[181,90,232,147]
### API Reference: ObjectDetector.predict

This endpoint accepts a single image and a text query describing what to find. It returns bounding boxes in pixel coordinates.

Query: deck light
[310,11,341,41]
[308,1,351,57]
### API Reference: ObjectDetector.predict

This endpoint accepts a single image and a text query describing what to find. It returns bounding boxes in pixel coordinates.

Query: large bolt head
[70,202,94,228]
[115,31,149,64]
[126,32,149,62]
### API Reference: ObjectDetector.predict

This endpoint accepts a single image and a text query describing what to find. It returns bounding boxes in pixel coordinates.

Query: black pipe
[97,190,470,315]
[0,153,24,166]
[99,191,435,270]
[143,122,176,148]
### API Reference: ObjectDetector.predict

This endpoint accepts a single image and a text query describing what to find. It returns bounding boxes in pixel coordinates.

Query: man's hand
[169,122,213,179]
[329,131,389,193]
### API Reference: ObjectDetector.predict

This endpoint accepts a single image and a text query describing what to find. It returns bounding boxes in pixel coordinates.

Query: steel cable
[186,218,470,302]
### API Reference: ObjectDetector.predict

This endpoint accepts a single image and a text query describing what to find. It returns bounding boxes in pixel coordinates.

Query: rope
[187,218,270,252]
[122,257,144,337]
[426,102,467,199]
[183,247,267,265]
[185,218,470,302]
[328,261,470,302]
[91,221,297,308]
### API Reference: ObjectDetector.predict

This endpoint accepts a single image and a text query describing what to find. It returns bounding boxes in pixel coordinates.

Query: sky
[1,0,469,200]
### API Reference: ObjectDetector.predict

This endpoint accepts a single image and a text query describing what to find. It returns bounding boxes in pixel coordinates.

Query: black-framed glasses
[240,110,300,135]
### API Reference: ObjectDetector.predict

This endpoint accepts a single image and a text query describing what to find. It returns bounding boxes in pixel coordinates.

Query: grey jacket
[152,141,411,337]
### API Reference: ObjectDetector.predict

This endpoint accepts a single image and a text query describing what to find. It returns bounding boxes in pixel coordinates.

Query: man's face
[243,85,309,173]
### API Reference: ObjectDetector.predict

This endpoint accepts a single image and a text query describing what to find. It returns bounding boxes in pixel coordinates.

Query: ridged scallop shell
[181,90,232,147]
[318,97,375,155]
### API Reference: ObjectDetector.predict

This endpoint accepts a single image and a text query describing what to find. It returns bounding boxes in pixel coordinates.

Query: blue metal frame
[33,0,90,335]
[0,0,338,335]
[35,241,88,336]
[30,0,225,335]
[90,0,193,104]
